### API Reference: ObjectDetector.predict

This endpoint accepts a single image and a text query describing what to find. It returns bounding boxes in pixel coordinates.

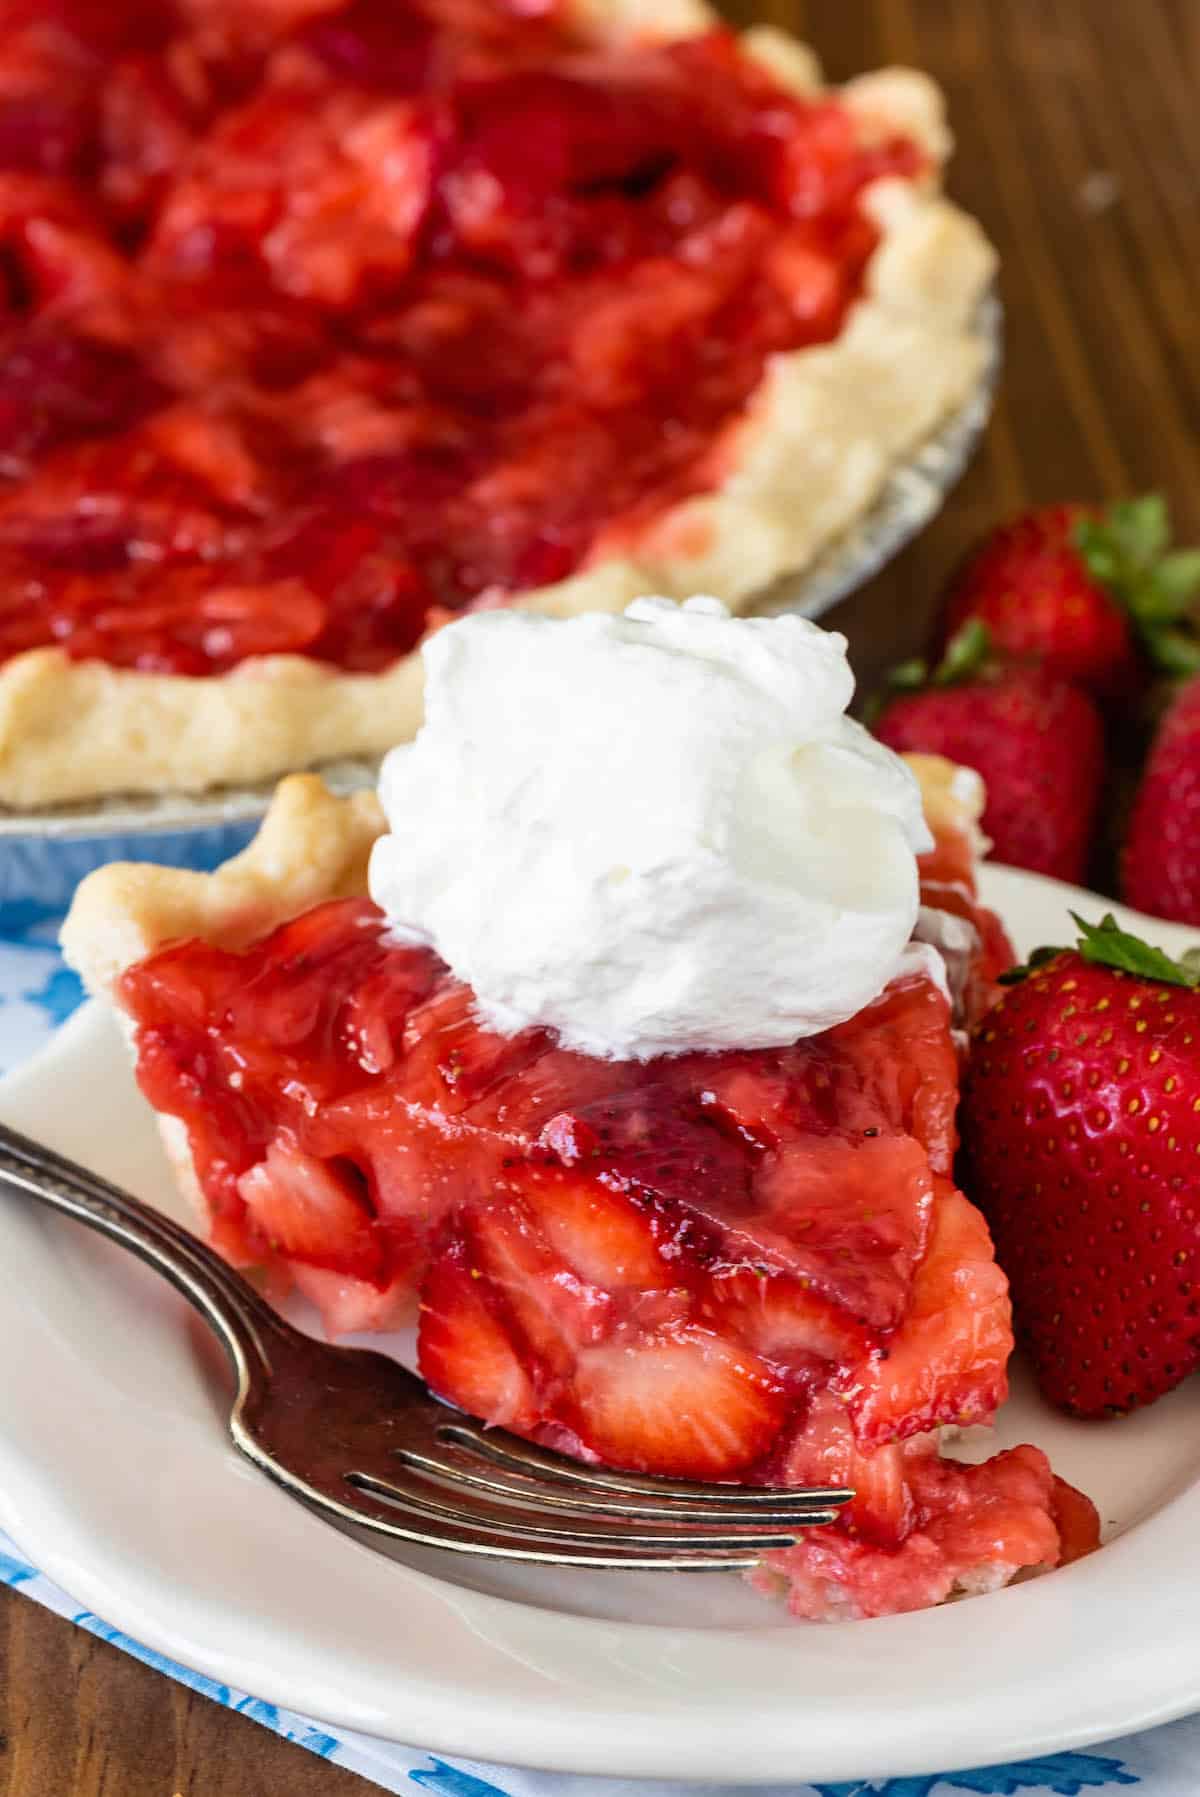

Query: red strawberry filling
[115,840,1096,1619]
[0,1,922,677]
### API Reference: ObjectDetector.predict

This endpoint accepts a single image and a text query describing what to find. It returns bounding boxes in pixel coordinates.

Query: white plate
[1,864,1198,1786]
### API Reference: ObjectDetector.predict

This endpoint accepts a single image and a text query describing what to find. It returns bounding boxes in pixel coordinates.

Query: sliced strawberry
[465,1043,627,1143]
[571,1328,787,1478]
[464,1198,614,1374]
[705,1266,871,1380]
[310,1083,505,1244]
[543,1084,751,1224]
[828,977,961,1175]
[763,233,844,335]
[98,51,198,224]
[418,1238,537,1431]
[60,568,330,674]
[148,85,438,307]
[516,1163,668,1293]
[238,1136,383,1282]
[299,1,436,92]
[850,1182,1011,1446]
[337,944,441,1075]
[777,1387,911,1545]
[227,899,392,1054]
[399,978,549,1114]
[0,326,164,472]
[0,90,95,179]
[291,1263,415,1338]
[762,97,867,219]
[691,1060,796,1150]
[567,261,725,406]
[747,1134,934,1331]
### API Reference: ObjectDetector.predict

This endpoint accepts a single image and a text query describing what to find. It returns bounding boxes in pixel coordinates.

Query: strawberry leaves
[1075,493,1169,579]
[1074,495,1200,677]
[931,618,992,685]
[1070,910,1200,986]
[997,945,1065,985]
[1000,911,1200,989]
[871,619,992,718]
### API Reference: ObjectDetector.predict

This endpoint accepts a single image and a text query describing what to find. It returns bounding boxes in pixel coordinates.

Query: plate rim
[3,863,1200,1786]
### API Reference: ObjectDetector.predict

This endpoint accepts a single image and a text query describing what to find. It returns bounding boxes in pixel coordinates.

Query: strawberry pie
[62,603,1097,1623]
[0,0,994,806]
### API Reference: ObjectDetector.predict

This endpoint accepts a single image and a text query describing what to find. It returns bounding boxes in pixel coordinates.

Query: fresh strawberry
[1122,674,1200,923]
[960,912,1200,1417]
[939,496,1200,697]
[874,623,1105,883]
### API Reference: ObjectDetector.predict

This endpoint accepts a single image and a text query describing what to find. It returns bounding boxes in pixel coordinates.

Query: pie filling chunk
[113,808,1098,1620]
[0,0,923,677]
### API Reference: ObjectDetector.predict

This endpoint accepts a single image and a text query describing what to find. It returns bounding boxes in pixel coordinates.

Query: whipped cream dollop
[369,596,933,1060]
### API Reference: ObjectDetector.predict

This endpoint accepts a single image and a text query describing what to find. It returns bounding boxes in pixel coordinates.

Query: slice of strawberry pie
[62,735,1097,1621]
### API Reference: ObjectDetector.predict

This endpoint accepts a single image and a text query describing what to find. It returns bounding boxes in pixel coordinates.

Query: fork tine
[341,1470,839,1564]
[339,1494,769,1568]
[237,1434,792,1567]
[398,1440,849,1525]
[435,1418,854,1511]
[348,1470,839,1548]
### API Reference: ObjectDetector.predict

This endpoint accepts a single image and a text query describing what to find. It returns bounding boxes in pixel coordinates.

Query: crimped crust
[61,773,385,995]
[3,7,996,809]
[0,563,644,807]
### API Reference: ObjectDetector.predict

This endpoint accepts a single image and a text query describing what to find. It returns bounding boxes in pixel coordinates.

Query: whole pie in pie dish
[62,752,1099,1622]
[0,0,994,807]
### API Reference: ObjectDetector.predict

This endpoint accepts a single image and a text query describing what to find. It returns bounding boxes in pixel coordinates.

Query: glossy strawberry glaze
[0,0,921,675]
[118,828,1097,1618]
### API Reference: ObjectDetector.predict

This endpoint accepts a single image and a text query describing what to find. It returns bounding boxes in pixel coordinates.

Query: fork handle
[0,1119,289,1393]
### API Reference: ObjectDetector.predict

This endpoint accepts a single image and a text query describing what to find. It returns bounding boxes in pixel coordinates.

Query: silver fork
[0,1121,852,1569]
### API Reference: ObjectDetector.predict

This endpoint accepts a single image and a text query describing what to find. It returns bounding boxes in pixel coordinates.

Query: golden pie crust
[2,6,995,809]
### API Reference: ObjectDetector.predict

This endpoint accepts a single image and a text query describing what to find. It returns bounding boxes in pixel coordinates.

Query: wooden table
[3,3,1198,1792]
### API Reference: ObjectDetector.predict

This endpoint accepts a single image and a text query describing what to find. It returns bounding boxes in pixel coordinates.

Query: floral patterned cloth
[0,911,1192,1795]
